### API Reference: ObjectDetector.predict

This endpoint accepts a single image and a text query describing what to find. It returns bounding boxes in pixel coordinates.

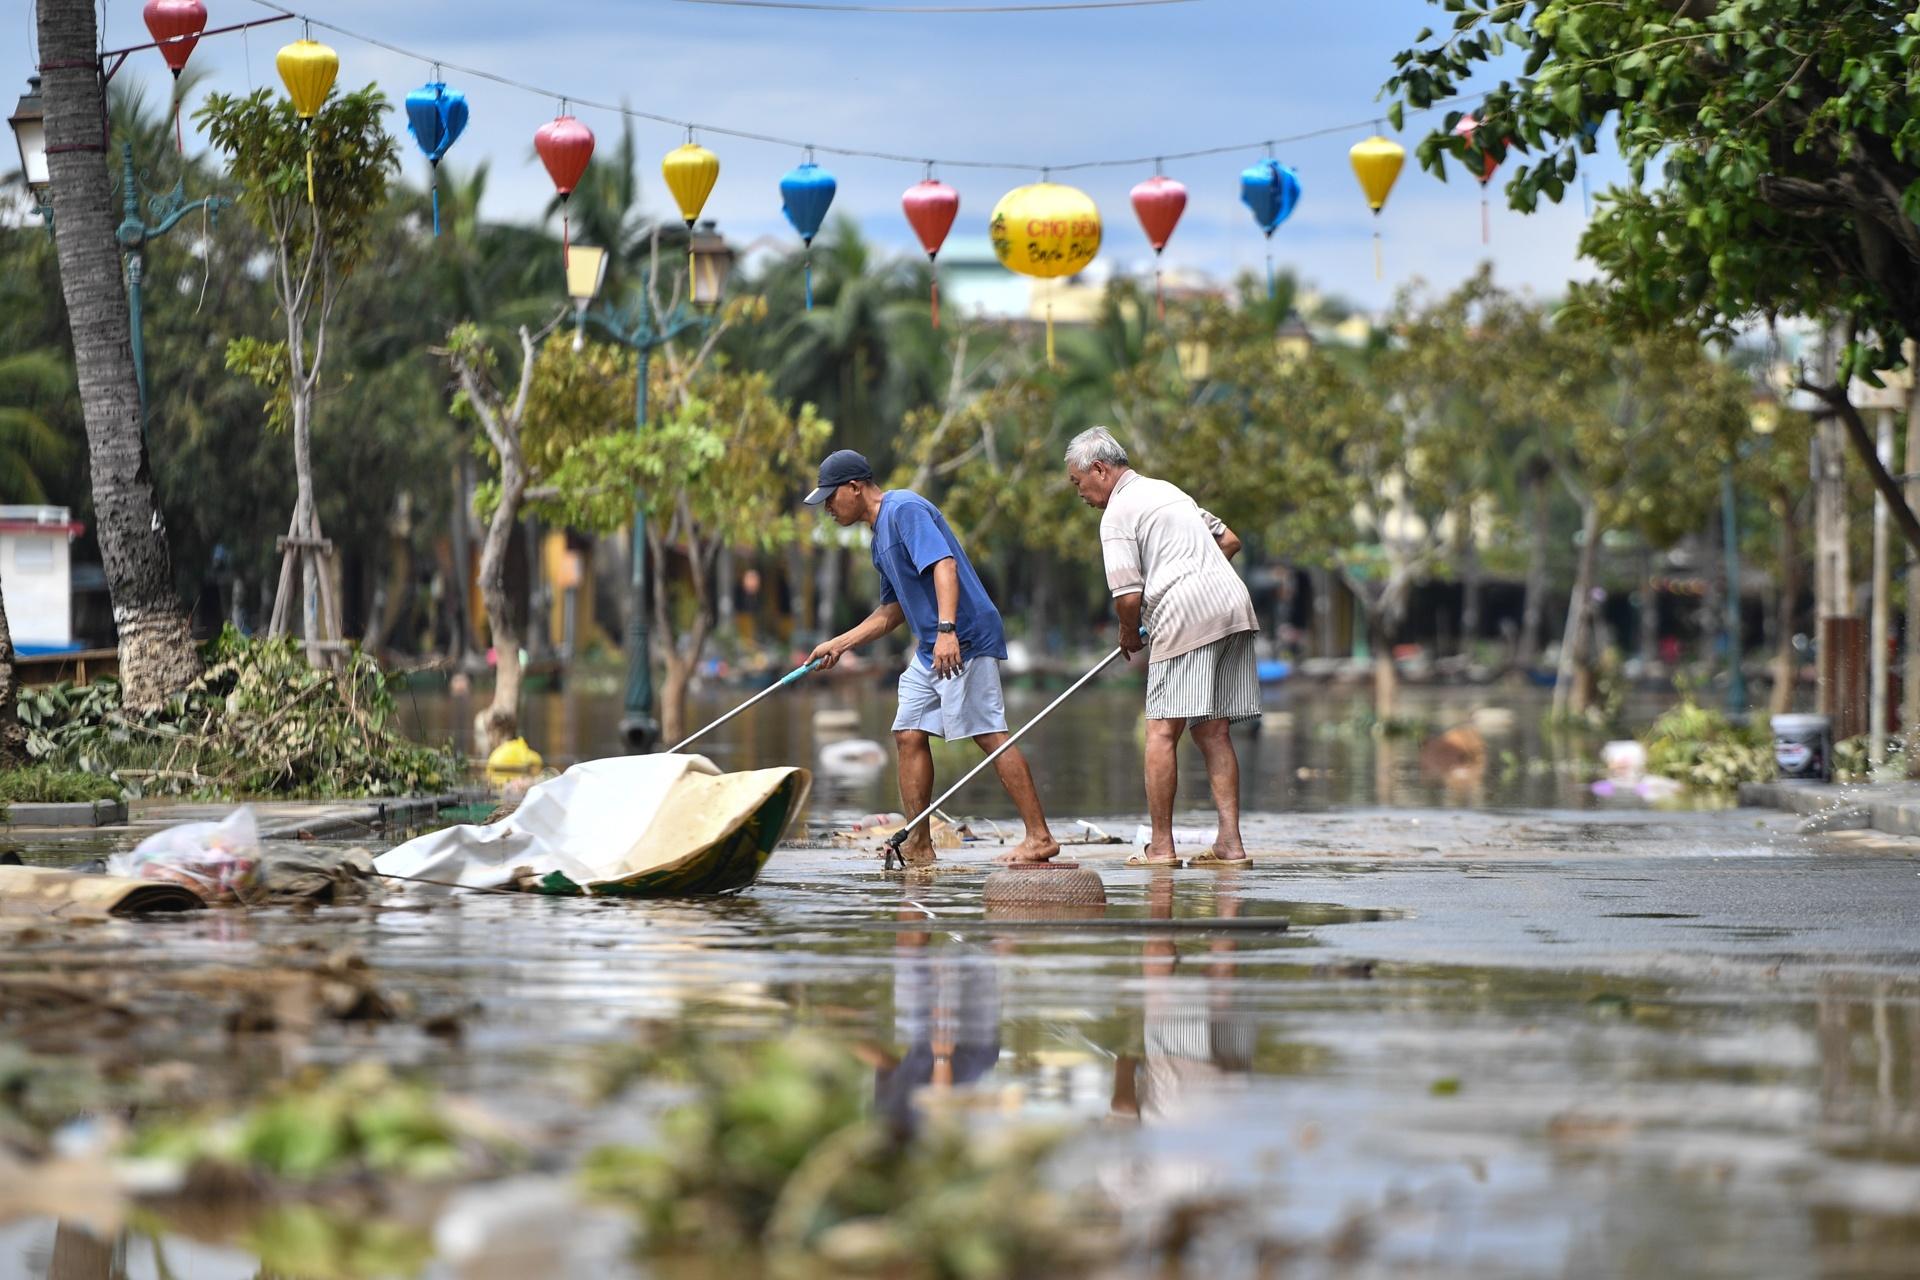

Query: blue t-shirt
[871,490,1008,668]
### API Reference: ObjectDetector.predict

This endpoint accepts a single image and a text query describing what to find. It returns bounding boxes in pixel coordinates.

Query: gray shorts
[1146,631,1259,723]
[893,655,1008,740]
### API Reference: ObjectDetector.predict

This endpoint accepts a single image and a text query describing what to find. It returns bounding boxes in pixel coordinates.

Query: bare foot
[897,835,937,867]
[995,834,1061,864]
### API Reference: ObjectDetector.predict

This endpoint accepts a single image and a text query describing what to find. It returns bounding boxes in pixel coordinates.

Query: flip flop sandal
[1125,853,1183,867]
[1188,852,1252,867]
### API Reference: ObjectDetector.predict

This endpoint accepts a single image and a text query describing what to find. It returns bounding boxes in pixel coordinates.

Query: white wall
[0,528,73,648]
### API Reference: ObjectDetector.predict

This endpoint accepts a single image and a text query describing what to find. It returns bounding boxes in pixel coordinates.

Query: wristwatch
[936,621,957,634]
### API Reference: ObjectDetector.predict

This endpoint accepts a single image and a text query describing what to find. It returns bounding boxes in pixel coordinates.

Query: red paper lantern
[901,178,960,328]
[535,114,595,265]
[143,0,207,77]
[1129,175,1187,252]
[1129,173,1187,319]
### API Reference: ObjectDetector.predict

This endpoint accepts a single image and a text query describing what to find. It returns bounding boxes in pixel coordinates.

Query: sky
[8,0,1625,312]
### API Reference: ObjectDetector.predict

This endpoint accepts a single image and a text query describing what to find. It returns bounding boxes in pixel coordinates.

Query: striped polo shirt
[1099,471,1258,661]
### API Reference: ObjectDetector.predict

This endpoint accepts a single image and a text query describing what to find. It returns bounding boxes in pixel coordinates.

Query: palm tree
[35,0,199,708]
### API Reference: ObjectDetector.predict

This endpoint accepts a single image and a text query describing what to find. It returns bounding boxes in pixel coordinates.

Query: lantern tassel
[173,101,183,155]
[1265,248,1275,300]
[804,247,813,311]
[306,147,315,205]
[1581,169,1591,218]
[1373,226,1383,281]
[432,181,440,238]
[1155,263,1164,323]
[1481,194,1490,245]
[930,274,940,330]
[1045,298,1056,370]
[563,209,571,268]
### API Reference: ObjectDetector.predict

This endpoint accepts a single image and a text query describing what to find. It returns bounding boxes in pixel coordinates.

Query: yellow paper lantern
[275,38,338,118]
[276,37,338,204]
[663,142,719,294]
[662,142,720,228]
[990,183,1101,366]
[1349,134,1406,280]
[989,182,1101,279]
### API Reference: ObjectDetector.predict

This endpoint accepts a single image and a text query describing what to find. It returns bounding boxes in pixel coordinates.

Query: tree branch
[1798,377,1920,556]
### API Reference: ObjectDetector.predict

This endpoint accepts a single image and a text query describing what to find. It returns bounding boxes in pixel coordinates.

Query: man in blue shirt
[804,449,1059,866]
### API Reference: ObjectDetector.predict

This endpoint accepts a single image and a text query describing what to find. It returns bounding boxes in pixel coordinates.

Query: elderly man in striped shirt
[1066,427,1258,866]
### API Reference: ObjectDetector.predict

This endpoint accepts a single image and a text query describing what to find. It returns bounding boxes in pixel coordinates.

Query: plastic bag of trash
[107,806,262,902]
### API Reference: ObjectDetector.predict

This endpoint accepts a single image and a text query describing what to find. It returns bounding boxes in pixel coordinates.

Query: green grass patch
[0,765,125,806]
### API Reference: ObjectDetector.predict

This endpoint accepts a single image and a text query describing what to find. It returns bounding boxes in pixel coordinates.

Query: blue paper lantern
[405,79,469,236]
[780,160,837,309]
[1239,159,1301,297]
[1239,159,1301,236]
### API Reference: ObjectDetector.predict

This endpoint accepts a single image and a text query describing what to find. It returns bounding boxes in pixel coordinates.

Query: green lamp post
[565,224,736,751]
[11,76,230,442]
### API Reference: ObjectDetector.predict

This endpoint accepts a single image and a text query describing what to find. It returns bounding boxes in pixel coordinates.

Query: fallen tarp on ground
[0,865,204,916]
[374,755,811,896]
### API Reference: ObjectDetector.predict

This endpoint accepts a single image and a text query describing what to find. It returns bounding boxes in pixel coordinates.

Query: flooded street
[5,686,1920,1276]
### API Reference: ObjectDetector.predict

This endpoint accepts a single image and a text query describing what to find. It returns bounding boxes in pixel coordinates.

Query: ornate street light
[568,223,735,751]
[8,76,51,218]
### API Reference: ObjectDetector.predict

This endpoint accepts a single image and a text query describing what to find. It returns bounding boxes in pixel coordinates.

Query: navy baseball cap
[804,449,874,505]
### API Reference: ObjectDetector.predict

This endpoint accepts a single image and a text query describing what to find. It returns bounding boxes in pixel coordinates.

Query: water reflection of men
[1110,873,1254,1123]
[869,910,1003,1134]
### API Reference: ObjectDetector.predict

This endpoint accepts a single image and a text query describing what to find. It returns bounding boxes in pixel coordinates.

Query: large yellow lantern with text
[1348,133,1405,280]
[989,182,1101,365]
[276,35,338,203]
[663,141,720,292]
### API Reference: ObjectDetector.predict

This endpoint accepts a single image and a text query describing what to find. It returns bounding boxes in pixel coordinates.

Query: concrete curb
[255,794,459,841]
[1739,780,1920,838]
[0,798,128,829]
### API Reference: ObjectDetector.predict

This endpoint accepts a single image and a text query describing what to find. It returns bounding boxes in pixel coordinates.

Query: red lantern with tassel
[1129,172,1187,320]
[142,0,206,153]
[902,177,959,329]
[535,112,595,266]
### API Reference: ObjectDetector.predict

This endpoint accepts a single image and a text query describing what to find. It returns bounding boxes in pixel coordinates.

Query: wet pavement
[4,802,1920,1277]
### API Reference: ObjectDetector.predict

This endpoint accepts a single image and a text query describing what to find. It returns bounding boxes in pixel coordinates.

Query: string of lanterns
[140,0,1461,321]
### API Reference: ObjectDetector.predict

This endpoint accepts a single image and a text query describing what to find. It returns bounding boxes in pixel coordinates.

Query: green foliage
[131,1061,513,1183]
[0,765,125,805]
[0,350,75,503]
[584,1034,1108,1277]
[194,86,401,286]
[222,336,292,433]
[17,629,459,798]
[1642,696,1772,790]
[1385,1,1920,369]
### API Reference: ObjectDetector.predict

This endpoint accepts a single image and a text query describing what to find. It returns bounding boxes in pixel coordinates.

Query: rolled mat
[0,865,205,916]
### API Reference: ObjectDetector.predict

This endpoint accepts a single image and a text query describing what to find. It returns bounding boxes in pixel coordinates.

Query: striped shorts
[1145,631,1260,723]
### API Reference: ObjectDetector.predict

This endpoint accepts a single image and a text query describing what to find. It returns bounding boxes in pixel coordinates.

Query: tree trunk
[1772,492,1801,717]
[38,0,199,710]
[1370,613,1397,723]
[475,478,525,757]
[1458,520,1482,660]
[1814,414,1852,718]
[450,456,476,661]
[1518,467,1550,667]
[1905,386,1920,752]
[1554,500,1603,718]
[0,572,24,766]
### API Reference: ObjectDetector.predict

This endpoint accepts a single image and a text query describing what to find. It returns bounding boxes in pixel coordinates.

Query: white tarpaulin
[377,754,722,891]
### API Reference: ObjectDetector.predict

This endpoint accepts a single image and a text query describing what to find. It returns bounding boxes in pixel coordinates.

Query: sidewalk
[1,795,458,843]
[1738,779,1920,836]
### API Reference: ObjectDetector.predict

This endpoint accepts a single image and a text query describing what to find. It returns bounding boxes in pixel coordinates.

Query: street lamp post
[566,224,735,751]
[11,78,229,441]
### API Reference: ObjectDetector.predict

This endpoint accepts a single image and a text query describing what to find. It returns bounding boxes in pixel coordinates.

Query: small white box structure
[0,505,85,652]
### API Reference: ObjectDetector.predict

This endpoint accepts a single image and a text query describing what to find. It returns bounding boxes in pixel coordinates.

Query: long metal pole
[885,644,1131,869]
[1871,410,1893,765]
[1721,462,1747,713]
[118,142,148,439]
[621,338,656,749]
[666,660,818,754]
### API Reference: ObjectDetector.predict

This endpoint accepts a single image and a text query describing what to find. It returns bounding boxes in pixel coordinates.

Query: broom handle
[886,639,1137,859]
[667,660,819,754]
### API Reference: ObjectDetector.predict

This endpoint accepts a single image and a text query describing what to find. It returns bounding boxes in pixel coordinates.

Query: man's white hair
[1065,426,1129,471]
